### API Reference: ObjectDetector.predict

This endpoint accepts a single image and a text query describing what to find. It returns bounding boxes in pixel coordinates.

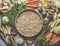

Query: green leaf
[2,2,26,27]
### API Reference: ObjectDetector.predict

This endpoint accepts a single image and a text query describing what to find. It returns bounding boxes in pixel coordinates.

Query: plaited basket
[15,9,43,37]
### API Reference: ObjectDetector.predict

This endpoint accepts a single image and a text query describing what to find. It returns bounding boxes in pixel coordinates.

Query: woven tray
[15,9,43,37]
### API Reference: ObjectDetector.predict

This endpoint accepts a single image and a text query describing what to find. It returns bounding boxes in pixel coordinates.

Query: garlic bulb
[17,38,24,44]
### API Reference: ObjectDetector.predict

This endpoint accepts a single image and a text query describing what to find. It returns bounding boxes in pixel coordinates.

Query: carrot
[49,36,60,45]
[45,33,52,41]
[26,0,39,8]
[59,37,60,40]
[27,4,38,6]
[26,1,38,4]
[27,5,39,8]
[27,6,39,8]
[28,0,39,1]
[27,0,39,3]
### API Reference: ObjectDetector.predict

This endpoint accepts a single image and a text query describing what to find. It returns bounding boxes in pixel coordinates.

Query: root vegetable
[49,36,60,45]
[46,33,52,41]
[27,4,39,8]
[26,0,39,8]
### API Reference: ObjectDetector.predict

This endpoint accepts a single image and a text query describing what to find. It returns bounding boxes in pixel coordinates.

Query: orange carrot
[59,37,60,39]
[28,0,39,1]
[27,0,39,3]
[26,0,39,8]
[49,36,60,45]
[27,2,39,5]
[27,4,39,6]
[27,6,39,8]
[45,33,52,41]
[26,2,38,4]
[27,5,39,8]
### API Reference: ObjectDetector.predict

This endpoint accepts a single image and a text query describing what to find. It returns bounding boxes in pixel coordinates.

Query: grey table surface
[0,39,7,46]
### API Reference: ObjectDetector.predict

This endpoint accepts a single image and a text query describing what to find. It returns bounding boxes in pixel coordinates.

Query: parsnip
[53,13,57,21]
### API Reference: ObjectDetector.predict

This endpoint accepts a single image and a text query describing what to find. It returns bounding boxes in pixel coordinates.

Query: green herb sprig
[2,3,26,26]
